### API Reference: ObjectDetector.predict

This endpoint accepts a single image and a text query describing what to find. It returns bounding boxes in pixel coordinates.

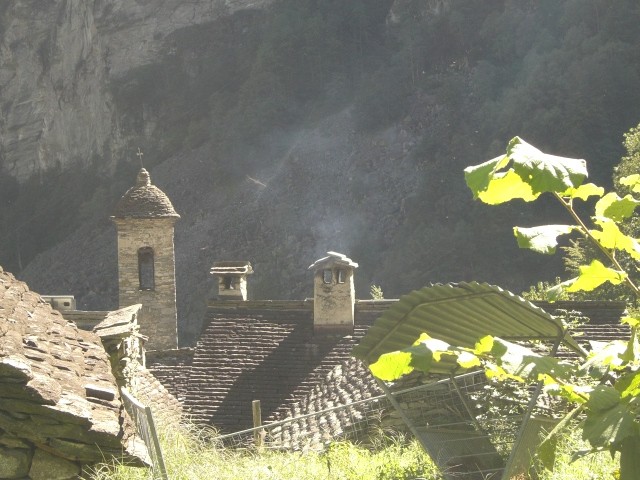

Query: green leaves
[464,137,588,204]
[595,192,640,221]
[463,136,640,479]
[368,333,453,381]
[514,225,576,254]
[507,137,588,195]
[567,260,627,292]
[547,260,627,300]
[583,386,638,453]
[591,218,640,260]
[564,183,604,201]
[368,350,414,381]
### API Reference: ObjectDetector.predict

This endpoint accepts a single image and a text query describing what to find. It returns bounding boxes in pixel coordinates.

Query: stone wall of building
[0,266,144,479]
[114,217,178,350]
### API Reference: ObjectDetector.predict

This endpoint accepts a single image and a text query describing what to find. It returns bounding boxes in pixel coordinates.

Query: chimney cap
[210,261,254,276]
[308,252,358,271]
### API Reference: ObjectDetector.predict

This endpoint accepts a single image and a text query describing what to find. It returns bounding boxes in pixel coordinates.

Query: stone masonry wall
[114,218,178,350]
[313,268,355,333]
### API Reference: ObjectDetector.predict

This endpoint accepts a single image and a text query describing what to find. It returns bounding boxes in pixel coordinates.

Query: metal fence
[210,371,553,479]
[121,387,169,480]
[213,372,501,450]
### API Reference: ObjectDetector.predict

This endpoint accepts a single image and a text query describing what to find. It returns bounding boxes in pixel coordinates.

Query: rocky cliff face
[0,0,269,180]
[15,0,627,346]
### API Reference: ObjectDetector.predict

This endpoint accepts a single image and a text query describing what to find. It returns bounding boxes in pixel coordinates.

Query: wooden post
[252,400,263,449]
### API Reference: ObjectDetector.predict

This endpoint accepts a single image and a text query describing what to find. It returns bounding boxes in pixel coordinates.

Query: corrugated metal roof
[352,282,585,370]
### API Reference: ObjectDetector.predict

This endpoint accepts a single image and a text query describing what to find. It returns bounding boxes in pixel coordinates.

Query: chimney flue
[309,252,358,334]
[210,261,253,301]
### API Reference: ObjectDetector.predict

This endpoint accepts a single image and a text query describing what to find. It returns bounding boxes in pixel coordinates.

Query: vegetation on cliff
[4,0,640,339]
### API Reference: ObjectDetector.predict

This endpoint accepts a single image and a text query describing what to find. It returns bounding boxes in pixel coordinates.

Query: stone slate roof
[111,168,180,219]
[0,265,144,465]
[147,300,391,432]
[147,298,628,436]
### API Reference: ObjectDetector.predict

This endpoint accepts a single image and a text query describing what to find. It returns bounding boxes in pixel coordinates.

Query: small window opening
[322,269,333,284]
[63,301,70,307]
[138,247,155,290]
[337,269,346,284]
[223,276,234,290]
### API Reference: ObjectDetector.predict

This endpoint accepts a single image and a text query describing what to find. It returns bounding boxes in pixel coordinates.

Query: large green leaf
[464,137,587,204]
[506,137,588,195]
[368,350,415,381]
[513,225,576,254]
[564,183,604,201]
[586,385,620,412]
[616,371,640,399]
[583,402,636,448]
[368,333,453,380]
[595,192,640,222]
[464,155,538,204]
[591,218,640,260]
[565,260,627,292]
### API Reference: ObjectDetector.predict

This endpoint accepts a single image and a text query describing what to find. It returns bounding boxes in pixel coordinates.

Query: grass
[88,423,619,480]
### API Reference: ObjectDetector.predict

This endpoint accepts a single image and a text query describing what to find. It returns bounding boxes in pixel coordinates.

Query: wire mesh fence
[213,372,507,449]
[210,371,555,479]
[121,387,169,480]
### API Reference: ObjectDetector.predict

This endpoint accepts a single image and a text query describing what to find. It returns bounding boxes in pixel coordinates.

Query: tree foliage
[369,137,640,479]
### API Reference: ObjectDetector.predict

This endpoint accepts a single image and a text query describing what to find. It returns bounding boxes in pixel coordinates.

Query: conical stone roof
[112,168,180,219]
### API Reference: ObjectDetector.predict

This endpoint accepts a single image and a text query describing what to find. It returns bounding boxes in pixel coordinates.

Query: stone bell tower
[111,168,180,350]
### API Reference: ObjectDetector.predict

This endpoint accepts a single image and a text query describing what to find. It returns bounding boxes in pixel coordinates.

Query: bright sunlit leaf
[565,260,627,292]
[595,192,640,222]
[591,218,640,260]
[564,183,604,201]
[474,335,495,354]
[615,371,640,398]
[457,351,481,369]
[369,350,414,381]
[621,316,640,328]
[465,164,539,204]
[514,225,576,254]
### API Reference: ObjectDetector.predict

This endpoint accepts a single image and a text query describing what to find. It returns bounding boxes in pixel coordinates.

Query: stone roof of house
[147,298,628,436]
[147,300,392,432]
[111,168,180,219]
[0,265,144,464]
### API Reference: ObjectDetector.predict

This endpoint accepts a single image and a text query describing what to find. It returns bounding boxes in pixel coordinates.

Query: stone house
[0,266,146,480]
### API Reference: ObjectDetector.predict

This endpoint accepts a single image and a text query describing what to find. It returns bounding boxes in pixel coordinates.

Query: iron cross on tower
[136,148,144,168]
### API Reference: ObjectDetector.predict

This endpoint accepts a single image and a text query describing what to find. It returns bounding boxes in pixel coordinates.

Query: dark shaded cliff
[6,0,640,344]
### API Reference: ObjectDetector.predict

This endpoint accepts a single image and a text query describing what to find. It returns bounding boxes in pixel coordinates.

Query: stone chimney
[210,261,254,301]
[309,252,358,334]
